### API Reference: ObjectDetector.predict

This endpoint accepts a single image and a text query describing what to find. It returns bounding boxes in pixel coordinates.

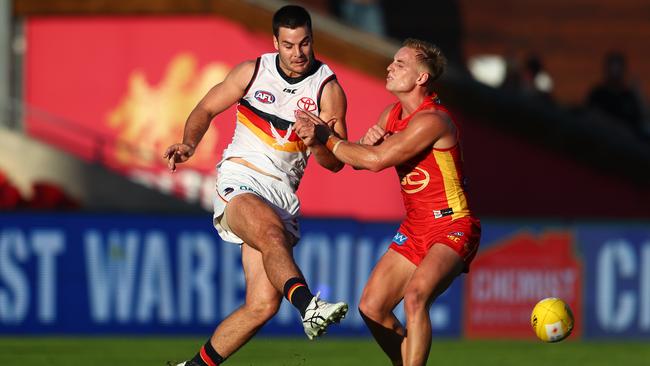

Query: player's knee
[358,293,387,320]
[260,226,290,250]
[403,287,426,315]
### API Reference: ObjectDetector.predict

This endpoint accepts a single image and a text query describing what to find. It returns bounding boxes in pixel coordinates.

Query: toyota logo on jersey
[297,97,317,112]
[254,90,276,104]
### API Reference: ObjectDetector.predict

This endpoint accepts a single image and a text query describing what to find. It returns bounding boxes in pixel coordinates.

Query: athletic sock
[283,277,314,317]
[189,340,225,366]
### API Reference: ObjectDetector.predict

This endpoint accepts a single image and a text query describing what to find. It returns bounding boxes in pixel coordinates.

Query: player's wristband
[325,135,344,154]
[325,135,338,150]
[332,140,343,154]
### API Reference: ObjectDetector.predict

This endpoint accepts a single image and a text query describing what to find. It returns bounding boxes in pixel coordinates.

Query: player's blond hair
[403,38,446,94]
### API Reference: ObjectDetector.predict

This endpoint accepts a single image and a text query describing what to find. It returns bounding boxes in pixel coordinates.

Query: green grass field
[1,337,649,366]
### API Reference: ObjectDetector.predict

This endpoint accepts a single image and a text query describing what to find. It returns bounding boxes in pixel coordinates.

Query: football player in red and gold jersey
[296,38,481,366]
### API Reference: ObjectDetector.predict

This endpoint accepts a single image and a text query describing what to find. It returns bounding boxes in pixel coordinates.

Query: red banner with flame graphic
[25,17,401,219]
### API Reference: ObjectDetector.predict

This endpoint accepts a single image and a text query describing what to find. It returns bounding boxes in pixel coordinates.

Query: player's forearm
[310,143,344,172]
[325,136,385,172]
[182,108,213,148]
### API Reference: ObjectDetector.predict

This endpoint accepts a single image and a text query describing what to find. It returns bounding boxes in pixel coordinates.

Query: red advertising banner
[464,231,582,339]
[25,17,401,219]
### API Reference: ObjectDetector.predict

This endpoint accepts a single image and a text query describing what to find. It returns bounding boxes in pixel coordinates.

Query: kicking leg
[358,249,415,365]
[401,244,464,366]
[225,193,347,339]
[225,193,303,292]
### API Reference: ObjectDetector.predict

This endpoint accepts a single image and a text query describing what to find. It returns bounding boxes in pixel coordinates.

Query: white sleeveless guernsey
[220,53,336,191]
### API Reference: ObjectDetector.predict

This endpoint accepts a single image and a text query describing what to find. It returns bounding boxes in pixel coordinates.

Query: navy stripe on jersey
[239,99,294,130]
[243,57,261,95]
[316,74,337,109]
[275,55,324,84]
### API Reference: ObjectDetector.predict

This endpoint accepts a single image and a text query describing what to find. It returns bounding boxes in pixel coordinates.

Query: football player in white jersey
[163,5,348,366]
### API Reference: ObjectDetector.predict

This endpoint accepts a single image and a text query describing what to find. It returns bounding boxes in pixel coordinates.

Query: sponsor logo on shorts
[392,232,408,245]
[254,90,276,104]
[433,207,454,219]
[239,185,255,192]
[446,231,465,243]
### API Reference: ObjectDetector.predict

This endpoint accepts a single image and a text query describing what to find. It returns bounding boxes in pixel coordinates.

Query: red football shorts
[389,216,481,272]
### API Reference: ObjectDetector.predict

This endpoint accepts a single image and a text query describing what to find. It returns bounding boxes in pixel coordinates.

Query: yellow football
[530,297,574,342]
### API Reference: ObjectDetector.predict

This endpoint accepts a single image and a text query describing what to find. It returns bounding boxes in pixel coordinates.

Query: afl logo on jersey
[401,167,430,194]
[254,90,276,104]
[297,97,317,112]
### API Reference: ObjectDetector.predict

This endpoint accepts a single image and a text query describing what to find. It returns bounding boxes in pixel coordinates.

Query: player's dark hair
[403,38,446,94]
[272,5,312,37]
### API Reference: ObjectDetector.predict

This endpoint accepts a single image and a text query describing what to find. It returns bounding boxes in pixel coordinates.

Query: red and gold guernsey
[386,95,481,270]
[386,95,472,224]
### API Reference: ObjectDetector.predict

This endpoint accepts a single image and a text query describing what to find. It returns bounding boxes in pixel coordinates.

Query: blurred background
[1,0,649,365]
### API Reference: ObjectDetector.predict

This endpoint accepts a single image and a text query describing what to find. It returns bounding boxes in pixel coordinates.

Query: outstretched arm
[297,109,456,172]
[163,60,255,171]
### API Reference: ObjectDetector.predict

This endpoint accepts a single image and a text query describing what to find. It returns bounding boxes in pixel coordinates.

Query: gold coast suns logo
[400,167,430,194]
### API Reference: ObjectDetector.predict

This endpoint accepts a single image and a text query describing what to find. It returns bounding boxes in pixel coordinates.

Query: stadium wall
[0,128,203,213]
[21,16,650,220]
[1,213,648,340]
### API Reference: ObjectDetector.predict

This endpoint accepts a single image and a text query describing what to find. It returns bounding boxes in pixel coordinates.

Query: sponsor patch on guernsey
[433,207,454,219]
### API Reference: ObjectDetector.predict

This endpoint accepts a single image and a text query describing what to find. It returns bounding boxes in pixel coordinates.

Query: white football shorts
[213,159,301,244]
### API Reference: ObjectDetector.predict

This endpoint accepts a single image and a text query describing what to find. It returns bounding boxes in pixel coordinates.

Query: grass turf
[0,337,649,366]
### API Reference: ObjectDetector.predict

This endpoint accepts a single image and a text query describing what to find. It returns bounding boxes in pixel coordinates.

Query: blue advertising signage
[0,214,462,337]
[576,225,650,339]
[3,214,648,339]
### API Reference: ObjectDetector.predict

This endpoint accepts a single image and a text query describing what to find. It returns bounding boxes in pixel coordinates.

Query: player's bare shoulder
[227,59,258,86]
[408,109,456,148]
[319,78,348,138]
[430,108,457,137]
[321,78,347,106]
[410,109,452,130]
